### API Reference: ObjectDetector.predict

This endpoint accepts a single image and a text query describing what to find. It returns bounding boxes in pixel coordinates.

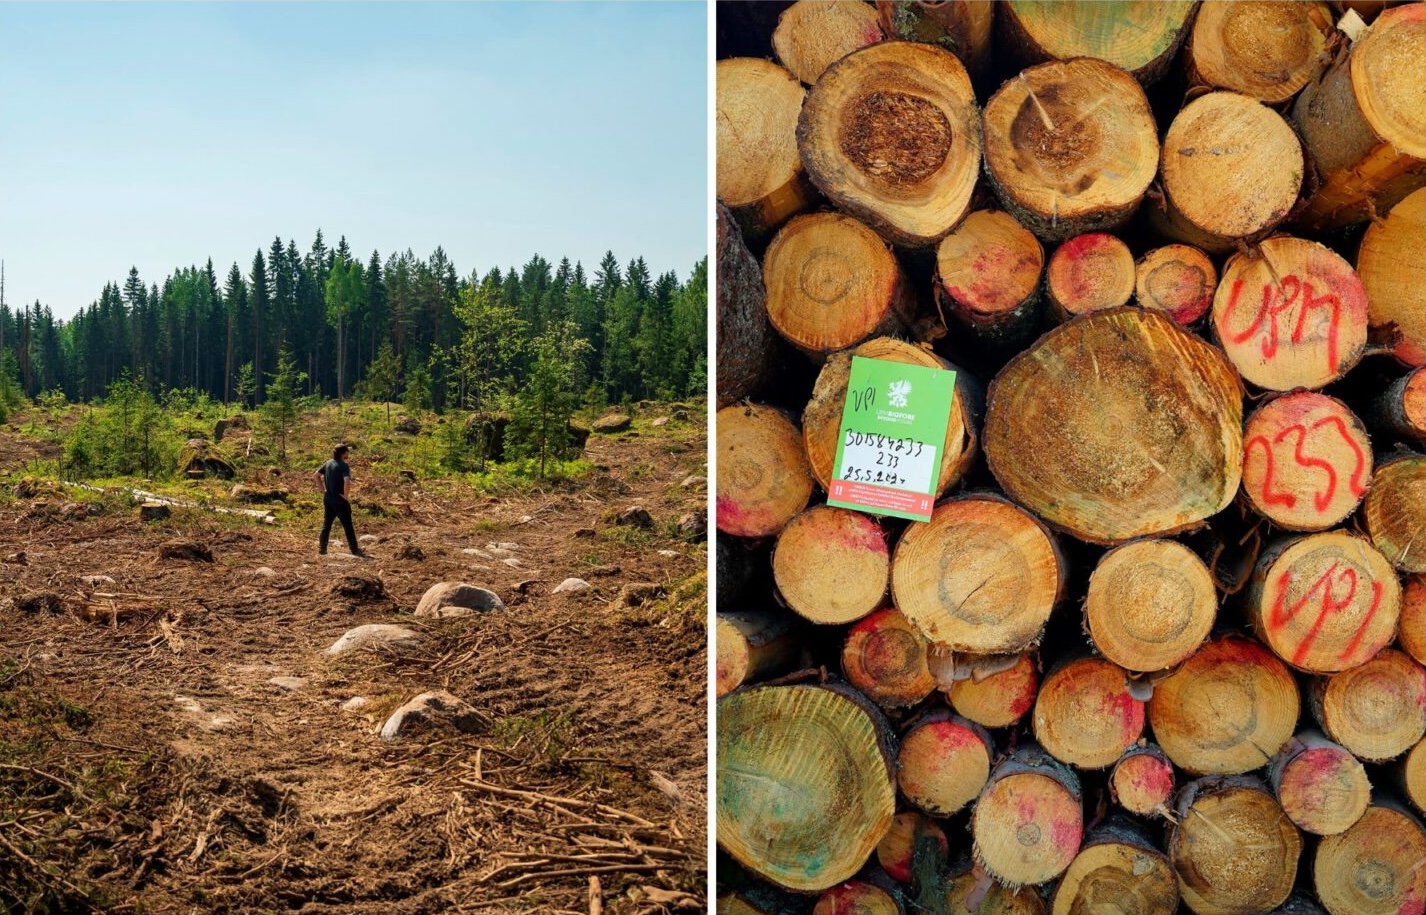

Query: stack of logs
[715,2,1426,914]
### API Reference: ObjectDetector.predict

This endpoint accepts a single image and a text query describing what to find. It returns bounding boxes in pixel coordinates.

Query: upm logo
[887,379,911,408]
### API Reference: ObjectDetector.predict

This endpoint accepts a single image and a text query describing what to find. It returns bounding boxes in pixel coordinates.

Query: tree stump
[1313,649,1426,762]
[717,58,814,240]
[1312,803,1426,915]
[1240,392,1373,531]
[945,652,1039,728]
[934,209,1044,353]
[1212,236,1370,391]
[891,494,1064,653]
[1109,743,1176,819]
[982,58,1157,242]
[763,212,914,356]
[898,709,993,816]
[772,1,883,86]
[997,0,1196,86]
[1032,657,1144,770]
[716,200,776,408]
[716,404,814,539]
[971,743,1083,888]
[1363,455,1426,573]
[1357,187,1425,367]
[1168,775,1302,915]
[715,611,802,698]
[1134,244,1216,325]
[1247,531,1402,673]
[1044,233,1136,320]
[841,607,935,709]
[1154,92,1304,252]
[1148,636,1300,775]
[983,307,1244,544]
[802,337,975,500]
[1291,3,1426,230]
[772,506,888,627]
[716,684,897,892]
[1085,538,1218,673]
[797,41,981,247]
[1268,731,1370,836]
[1186,1,1334,103]
[1049,816,1179,915]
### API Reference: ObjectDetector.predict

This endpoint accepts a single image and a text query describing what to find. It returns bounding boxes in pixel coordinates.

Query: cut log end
[842,607,935,708]
[1313,804,1426,915]
[1169,777,1302,915]
[716,58,811,236]
[1046,233,1135,319]
[891,495,1063,654]
[876,810,947,885]
[1134,244,1216,325]
[1086,538,1217,672]
[1149,637,1300,776]
[1317,649,1426,762]
[898,712,993,816]
[1000,0,1197,85]
[943,866,1047,915]
[1364,455,1426,573]
[946,652,1040,728]
[1358,188,1426,367]
[813,881,900,915]
[1270,734,1371,836]
[1249,531,1402,673]
[1213,237,1370,391]
[716,404,815,540]
[774,506,889,626]
[1032,657,1144,770]
[1110,744,1176,818]
[773,1,884,86]
[935,209,1043,335]
[716,611,801,698]
[971,747,1083,887]
[1188,1,1334,103]
[1050,827,1179,915]
[797,41,981,247]
[1405,739,1426,816]
[1400,576,1426,667]
[982,58,1158,241]
[984,307,1244,544]
[716,685,896,892]
[1241,393,1373,531]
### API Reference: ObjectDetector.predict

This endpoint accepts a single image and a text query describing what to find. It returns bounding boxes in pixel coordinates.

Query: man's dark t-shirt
[318,458,351,498]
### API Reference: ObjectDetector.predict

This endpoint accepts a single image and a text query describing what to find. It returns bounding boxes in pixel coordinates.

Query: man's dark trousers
[320,494,359,554]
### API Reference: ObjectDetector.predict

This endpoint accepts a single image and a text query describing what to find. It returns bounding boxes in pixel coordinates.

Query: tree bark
[717,200,777,408]
[1368,367,1426,445]
[773,505,890,626]
[762,212,915,357]
[1153,92,1304,252]
[716,683,898,892]
[984,307,1244,544]
[797,41,981,248]
[1240,392,1373,531]
[1291,3,1426,230]
[1134,243,1215,325]
[1085,538,1217,673]
[1211,236,1371,391]
[1148,635,1300,775]
[716,403,815,539]
[982,58,1159,242]
[891,493,1065,654]
[875,810,947,885]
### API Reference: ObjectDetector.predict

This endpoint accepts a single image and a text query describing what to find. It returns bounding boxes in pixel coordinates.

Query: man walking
[316,443,366,557]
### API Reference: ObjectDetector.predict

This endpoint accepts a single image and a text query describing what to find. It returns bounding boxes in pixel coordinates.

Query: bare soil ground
[0,409,707,915]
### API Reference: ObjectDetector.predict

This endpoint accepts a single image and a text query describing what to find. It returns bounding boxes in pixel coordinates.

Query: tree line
[0,231,708,415]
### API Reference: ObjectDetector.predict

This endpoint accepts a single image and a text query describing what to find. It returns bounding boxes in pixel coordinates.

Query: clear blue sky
[0,2,708,320]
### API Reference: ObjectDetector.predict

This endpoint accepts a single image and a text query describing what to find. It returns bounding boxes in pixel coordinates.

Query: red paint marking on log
[1222,274,1350,371]
[1276,423,1338,511]
[1267,562,1361,665]
[1057,233,1117,302]
[930,720,979,755]
[1051,810,1082,854]
[1099,687,1145,738]
[715,497,746,529]
[1337,580,1386,664]
[835,513,888,555]
[1312,414,1368,500]
[860,25,884,46]
[1128,755,1175,802]
[1246,434,1297,508]
[1008,679,1037,719]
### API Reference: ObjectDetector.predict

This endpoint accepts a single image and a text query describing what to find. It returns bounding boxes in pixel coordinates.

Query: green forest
[0,232,708,416]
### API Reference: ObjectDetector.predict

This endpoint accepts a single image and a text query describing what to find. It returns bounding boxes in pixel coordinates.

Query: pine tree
[250,249,270,401]
[507,321,589,479]
[362,340,400,428]
[262,345,306,464]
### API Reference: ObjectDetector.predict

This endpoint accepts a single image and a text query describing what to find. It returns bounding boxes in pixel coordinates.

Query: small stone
[651,417,669,427]
[414,582,504,617]
[492,542,520,552]
[676,509,708,542]
[461,548,492,559]
[592,413,632,433]
[331,574,387,601]
[268,677,307,692]
[501,557,523,568]
[657,550,680,558]
[619,582,666,607]
[485,546,515,559]
[253,567,277,578]
[325,624,421,655]
[394,416,421,435]
[680,475,705,489]
[519,515,533,524]
[359,535,379,545]
[615,507,654,529]
[340,696,370,712]
[588,565,622,577]
[396,543,425,561]
[16,591,65,614]
[398,469,417,483]
[552,578,592,594]
[672,407,691,422]
[80,574,116,587]
[379,690,489,740]
[139,502,172,523]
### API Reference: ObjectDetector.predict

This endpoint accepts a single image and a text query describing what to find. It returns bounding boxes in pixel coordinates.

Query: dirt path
[1,422,707,914]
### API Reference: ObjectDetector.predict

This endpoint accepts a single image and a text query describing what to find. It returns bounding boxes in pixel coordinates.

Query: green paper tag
[827,355,957,522]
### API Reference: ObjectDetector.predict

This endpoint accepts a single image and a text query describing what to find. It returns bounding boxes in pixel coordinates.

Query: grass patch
[492,710,579,765]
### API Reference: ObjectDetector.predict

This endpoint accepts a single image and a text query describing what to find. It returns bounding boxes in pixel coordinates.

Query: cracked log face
[716,684,896,892]
[1169,777,1302,915]
[983,57,1158,241]
[983,307,1244,544]
[797,41,980,247]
